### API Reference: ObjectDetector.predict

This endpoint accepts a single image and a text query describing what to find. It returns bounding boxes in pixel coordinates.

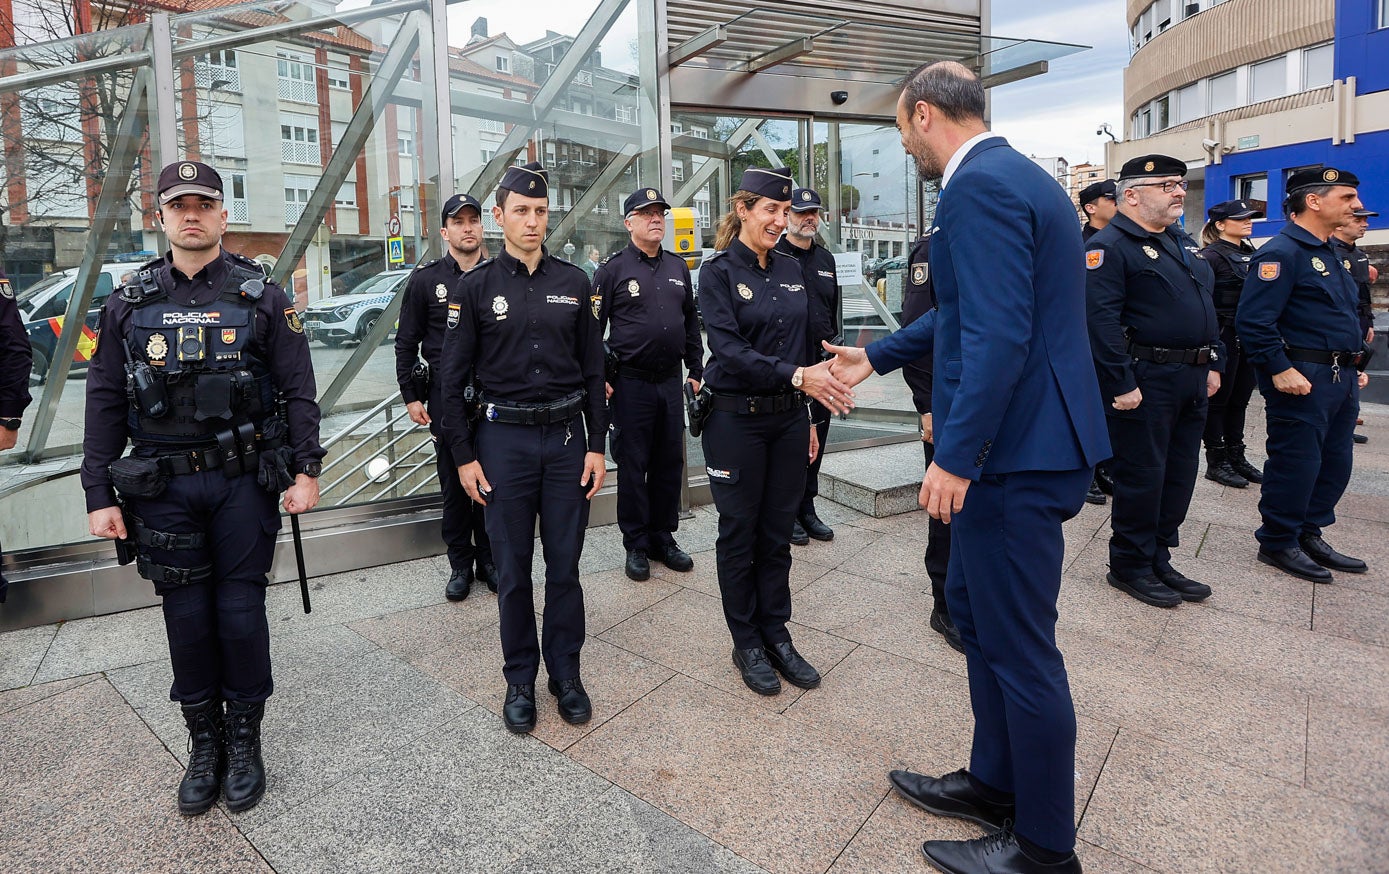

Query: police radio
[121,339,168,418]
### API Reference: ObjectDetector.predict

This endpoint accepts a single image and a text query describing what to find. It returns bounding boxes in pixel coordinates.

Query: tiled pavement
[3,407,1388,873]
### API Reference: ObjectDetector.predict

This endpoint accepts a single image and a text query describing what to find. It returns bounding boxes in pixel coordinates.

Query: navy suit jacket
[866,136,1110,480]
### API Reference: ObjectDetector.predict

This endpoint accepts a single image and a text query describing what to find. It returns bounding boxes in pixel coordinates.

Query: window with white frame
[672,163,684,182]
[495,54,510,73]
[334,180,357,208]
[1209,70,1238,113]
[1235,173,1267,215]
[280,113,319,164]
[615,104,636,123]
[195,49,240,91]
[1250,56,1287,103]
[198,99,245,159]
[1175,81,1205,125]
[478,117,505,134]
[1381,0,1388,28]
[22,83,83,142]
[277,52,316,102]
[481,148,497,163]
[222,171,249,223]
[689,127,708,139]
[1302,43,1333,89]
[326,67,350,90]
[283,173,316,225]
[397,132,415,156]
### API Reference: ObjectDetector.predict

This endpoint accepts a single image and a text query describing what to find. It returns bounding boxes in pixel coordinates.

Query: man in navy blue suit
[828,61,1109,874]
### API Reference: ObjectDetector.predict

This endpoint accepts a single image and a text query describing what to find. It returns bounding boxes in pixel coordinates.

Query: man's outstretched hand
[823,340,874,388]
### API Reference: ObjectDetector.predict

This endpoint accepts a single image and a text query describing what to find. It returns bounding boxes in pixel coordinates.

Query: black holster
[411,360,431,403]
[685,383,712,438]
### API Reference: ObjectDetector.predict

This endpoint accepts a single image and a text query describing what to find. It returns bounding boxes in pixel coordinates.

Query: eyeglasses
[1131,180,1189,194]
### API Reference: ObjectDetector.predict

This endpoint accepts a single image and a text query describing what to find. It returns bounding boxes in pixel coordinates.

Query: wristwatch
[297,461,322,478]
[0,418,20,431]
[790,367,805,388]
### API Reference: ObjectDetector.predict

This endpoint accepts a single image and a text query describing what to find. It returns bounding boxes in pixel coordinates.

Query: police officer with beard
[395,193,495,600]
[0,270,32,604]
[439,162,607,734]
[82,160,324,816]
[774,187,840,545]
[594,187,703,582]
[1086,155,1223,609]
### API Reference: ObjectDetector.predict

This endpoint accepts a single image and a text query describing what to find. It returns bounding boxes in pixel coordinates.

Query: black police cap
[1118,154,1187,180]
[1352,207,1379,218]
[1286,166,1359,194]
[441,193,482,223]
[1078,179,1117,206]
[157,160,223,203]
[1208,199,1264,221]
[623,187,670,216]
[790,187,824,212]
[499,162,549,198]
[737,166,793,201]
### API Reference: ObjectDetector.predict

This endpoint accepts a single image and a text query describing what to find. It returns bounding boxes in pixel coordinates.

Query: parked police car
[302,268,411,347]
[17,261,135,384]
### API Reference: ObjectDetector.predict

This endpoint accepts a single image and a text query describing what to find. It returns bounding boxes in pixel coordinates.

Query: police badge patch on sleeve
[284,307,304,333]
[1085,250,1104,270]
[0,278,12,299]
[447,303,461,329]
[1258,263,1281,281]
[591,294,602,320]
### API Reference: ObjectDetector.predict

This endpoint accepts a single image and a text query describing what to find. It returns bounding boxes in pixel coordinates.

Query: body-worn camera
[178,326,206,362]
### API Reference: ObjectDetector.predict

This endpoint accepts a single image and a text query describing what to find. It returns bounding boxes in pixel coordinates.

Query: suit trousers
[1255,362,1358,550]
[1106,361,1208,578]
[702,407,806,650]
[922,439,950,613]
[428,389,490,572]
[947,466,1090,854]
[476,418,590,685]
[610,374,684,553]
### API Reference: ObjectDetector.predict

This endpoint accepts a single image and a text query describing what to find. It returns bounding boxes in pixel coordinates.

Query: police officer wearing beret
[1331,206,1378,446]
[1086,154,1223,609]
[1236,167,1371,582]
[1199,200,1265,487]
[594,187,703,582]
[1079,179,1117,242]
[81,160,325,816]
[395,193,495,601]
[0,270,32,604]
[773,187,840,545]
[899,228,963,653]
[439,162,607,733]
[699,166,854,696]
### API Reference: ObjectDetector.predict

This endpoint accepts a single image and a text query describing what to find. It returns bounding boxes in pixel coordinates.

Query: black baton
[290,513,311,614]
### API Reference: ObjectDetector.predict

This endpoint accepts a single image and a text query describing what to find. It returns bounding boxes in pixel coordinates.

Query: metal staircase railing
[318,394,440,506]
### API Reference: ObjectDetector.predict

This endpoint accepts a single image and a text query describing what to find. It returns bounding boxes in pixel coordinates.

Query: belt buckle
[748,397,758,414]
[189,452,203,473]
[1152,347,1169,364]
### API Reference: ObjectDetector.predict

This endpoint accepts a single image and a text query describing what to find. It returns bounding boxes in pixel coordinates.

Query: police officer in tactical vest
[82,160,325,816]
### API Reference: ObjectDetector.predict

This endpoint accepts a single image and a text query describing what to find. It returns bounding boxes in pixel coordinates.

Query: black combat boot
[177,699,225,816]
[1226,443,1264,483]
[223,701,266,813]
[1204,444,1248,488]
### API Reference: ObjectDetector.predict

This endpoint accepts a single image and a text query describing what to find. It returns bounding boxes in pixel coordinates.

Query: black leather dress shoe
[655,542,694,572]
[789,520,810,546]
[732,647,781,696]
[546,677,592,725]
[1084,479,1106,505]
[476,559,499,593]
[1353,432,1368,445]
[625,548,650,581]
[1299,535,1368,573]
[923,828,1080,874]
[766,641,821,689]
[1258,546,1333,583]
[798,512,834,541]
[929,608,966,654]
[1154,566,1211,602]
[1093,464,1114,495]
[444,568,473,601]
[1106,571,1181,608]
[889,769,1015,831]
[503,684,536,733]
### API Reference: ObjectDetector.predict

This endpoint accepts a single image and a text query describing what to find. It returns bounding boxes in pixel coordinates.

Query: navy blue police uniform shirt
[439,247,607,466]
[395,252,469,403]
[772,236,839,360]
[1330,236,1374,337]
[899,232,937,416]
[1200,238,1256,315]
[80,251,324,512]
[1085,211,1222,401]
[1236,224,1366,375]
[698,238,811,395]
[1081,223,1101,242]
[593,242,704,379]
[0,274,32,421]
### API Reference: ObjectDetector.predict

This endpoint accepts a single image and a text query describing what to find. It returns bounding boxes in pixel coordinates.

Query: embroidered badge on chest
[737,283,754,301]
[146,333,169,360]
[1311,257,1326,273]
[627,279,640,298]
[1343,260,1352,271]
[435,283,448,302]
[911,264,928,285]
[1142,245,1159,260]
[492,295,508,320]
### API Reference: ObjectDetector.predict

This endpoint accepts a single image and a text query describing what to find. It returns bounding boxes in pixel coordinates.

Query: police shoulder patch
[284,307,304,333]
[0,278,12,299]
[1085,250,1104,270]
[1258,262,1281,281]
[447,302,461,329]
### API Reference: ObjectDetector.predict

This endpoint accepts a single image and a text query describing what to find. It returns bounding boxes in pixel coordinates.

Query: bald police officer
[1237,167,1371,582]
[774,187,840,544]
[595,187,703,582]
[82,160,325,815]
[439,162,607,734]
[0,270,32,604]
[395,193,495,600]
[1086,155,1222,609]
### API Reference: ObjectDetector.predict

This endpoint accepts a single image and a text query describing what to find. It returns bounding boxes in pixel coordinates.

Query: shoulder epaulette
[462,257,495,277]
[415,257,441,271]
[552,256,588,274]
[703,249,729,265]
[224,250,266,274]
[119,261,166,305]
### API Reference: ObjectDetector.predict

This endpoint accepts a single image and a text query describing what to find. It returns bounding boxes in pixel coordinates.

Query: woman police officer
[1199,199,1265,487]
[697,166,854,695]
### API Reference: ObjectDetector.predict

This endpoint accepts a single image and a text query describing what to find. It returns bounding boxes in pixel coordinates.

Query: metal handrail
[330,433,435,504]
[321,405,418,476]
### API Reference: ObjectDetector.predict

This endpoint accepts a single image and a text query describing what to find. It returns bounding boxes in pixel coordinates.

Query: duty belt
[1285,347,1367,369]
[483,390,586,425]
[1128,342,1216,366]
[620,363,680,383]
[155,447,226,475]
[708,391,805,415]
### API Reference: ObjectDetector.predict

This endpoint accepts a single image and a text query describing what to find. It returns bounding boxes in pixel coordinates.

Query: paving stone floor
[2,406,1388,873]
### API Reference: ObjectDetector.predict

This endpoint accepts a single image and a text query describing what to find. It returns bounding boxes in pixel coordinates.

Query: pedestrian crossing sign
[387,236,405,265]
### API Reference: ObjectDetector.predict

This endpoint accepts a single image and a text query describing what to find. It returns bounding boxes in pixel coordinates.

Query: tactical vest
[121,257,277,444]
[1205,242,1253,312]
